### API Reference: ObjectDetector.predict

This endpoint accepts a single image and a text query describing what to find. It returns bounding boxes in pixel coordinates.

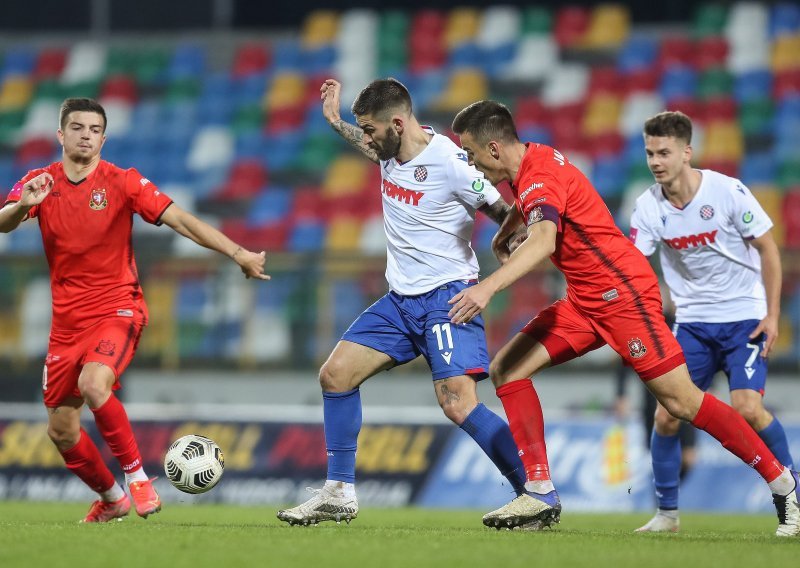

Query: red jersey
[512,144,657,313]
[5,160,173,330]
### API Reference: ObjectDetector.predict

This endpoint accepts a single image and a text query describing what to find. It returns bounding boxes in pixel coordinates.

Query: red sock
[496,379,550,481]
[692,393,784,482]
[91,395,143,474]
[60,430,116,493]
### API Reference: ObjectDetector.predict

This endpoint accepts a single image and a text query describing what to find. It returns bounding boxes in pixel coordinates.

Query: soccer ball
[164,434,225,494]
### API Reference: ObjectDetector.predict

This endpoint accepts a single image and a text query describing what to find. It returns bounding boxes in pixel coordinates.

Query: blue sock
[759,417,794,469]
[460,403,526,496]
[323,388,362,483]
[651,431,681,510]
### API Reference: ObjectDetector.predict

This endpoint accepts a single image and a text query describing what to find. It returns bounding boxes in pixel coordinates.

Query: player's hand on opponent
[233,248,270,281]
[21,173,54,206]
[493,227,528,264]
[750,313,778,358]
[448,281,495,325]
[320,79,342,124]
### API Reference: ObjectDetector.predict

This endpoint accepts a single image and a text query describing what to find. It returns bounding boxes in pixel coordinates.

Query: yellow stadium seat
[582,94,622,135]
[444,8,480,48]
[432,68,488,112]
[302,10,339,48]
[771,35,800,72]
[750,185,784,246]
[138,280,177,364]
[582,4,630,48]
[325,217,362,251]
[701,122,744,161]
[323,156,369,197]
[264,72,306,111]
[0,314,20,358]
[0,76,33,112]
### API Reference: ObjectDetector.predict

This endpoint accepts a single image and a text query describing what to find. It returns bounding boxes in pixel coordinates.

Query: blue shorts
[342,281,490,381]
[674,320,767,394]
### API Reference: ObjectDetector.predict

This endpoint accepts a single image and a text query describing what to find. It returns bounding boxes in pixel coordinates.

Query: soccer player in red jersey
[0,98,269,523]
[447,100,799,537]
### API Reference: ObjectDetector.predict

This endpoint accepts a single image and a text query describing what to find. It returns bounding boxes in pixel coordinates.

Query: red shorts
[42,315,144,407]
[522,291,685,381]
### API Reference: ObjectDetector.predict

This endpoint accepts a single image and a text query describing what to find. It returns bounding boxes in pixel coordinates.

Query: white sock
[100,482,126,503]
[125,467,149,486]
[524,480,555,494]
[768,468,797,496]
[324,480,356,499]
[657,509,679,519]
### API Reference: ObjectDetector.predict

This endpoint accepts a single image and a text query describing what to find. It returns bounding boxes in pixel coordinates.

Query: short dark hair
[59,98,107,132]
[643,111,692,145]
[451,100,519,145]
[351,78,412,119]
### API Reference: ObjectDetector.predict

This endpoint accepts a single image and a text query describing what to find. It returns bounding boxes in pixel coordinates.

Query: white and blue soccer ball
[164,434,225,494]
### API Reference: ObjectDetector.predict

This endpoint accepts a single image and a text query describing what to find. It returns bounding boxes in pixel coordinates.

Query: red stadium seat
[774,70,800,100]
[783,189,800,250]
[589,67,624,96]
[695,36,728,70]
[15,137,55,165]
[100,75,138,103]
[232,42,271,77]
[266,105,305,133]
[658,36,694,69]
[34,48,67,80]
[703,96,737,122]
[554,6,590,48]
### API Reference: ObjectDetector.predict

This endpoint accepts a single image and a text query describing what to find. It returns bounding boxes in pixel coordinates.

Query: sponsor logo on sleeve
[742,211,753,223]
[699,205,714,220]
[89,188,108,210]
[471,179,484,193]
[519,182,543,201]
[140,177,150,186]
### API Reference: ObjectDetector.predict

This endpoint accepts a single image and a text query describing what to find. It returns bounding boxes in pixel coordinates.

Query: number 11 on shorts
[432,323,454,364]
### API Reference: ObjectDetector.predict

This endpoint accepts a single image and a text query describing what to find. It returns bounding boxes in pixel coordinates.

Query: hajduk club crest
[89,188,108,210]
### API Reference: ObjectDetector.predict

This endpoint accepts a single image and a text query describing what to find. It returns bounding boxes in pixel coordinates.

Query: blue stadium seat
[288,221,327,252]
[246,187,292,227]
[234,72,271,106]
[1,48,36,78]
[770,3,800,38]
[740,153,777,186]
[448,43,482,70]
[733,70,772,103]
[517,126,552,147]
[263,132,303,170]
[592,155,627,198]
[624,134,646,166]
[616,36,657,74]
[168,44,206,79]
[659,67,697,102]
[483,43,516,77]
[301,45,336,74]
[235,131,267,160]
[272,40,303,71]
[175,278,208,320]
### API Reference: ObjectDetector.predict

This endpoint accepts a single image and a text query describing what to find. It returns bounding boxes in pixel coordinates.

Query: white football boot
[277,485,359,526]
[773,471,800,537]
[634,511,680,533]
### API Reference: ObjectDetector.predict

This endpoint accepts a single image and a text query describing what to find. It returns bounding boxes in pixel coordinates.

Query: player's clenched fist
[21,172,54,206]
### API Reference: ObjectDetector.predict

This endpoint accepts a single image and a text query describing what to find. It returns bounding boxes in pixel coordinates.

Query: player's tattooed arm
[330,119,380,164]
[479,199,511,225]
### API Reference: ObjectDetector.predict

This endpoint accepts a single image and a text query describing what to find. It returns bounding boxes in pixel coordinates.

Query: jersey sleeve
[629,195,659,256]
[728,181,773,240]
[126,169,173,225]
[516,158,565,230]
[447,154,501,210]
[3,170,44,218]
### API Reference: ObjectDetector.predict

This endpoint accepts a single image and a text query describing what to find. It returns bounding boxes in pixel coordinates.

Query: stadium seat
[33,48,67,80]
[325,217,362,252]
[542,63,589,106]
[301,10,339,48]
[232,42,271,78]
[695,37,729,70]
[0,77,32,112]
[692,3,728,38]
[583,94,622,136]
[554,6,590,47]
[433,69,488,112]
[444,8,480,48]
[498,36,557,82]
[740,153,777,186]
[582,4,630,49]
[616,36,658,74]
[288,220,327,252]
[62,42,107,84]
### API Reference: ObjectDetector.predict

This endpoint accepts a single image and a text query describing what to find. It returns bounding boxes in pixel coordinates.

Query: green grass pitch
[0,502,796,568]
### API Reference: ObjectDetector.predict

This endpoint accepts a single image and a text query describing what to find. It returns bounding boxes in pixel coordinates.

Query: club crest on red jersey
[627,338,647,359]
[89,188,108,210]
[527,206,544,225]
[94,339,115,356]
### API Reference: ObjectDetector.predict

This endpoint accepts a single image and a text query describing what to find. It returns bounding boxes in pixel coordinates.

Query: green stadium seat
[692,3,728,38]
[522,6,552,35]
[698,68,733,99]
[738,99,773,136]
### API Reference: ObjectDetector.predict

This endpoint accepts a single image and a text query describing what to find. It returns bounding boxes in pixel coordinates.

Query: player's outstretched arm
[0,173,53,232]
[750,230,782,357]
[159,204,270,280]
[320,79,379,164]
[448,220,557,325]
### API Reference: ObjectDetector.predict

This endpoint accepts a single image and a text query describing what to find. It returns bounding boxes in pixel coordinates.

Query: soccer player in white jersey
[630,111,795,533]
[277,78,528,526]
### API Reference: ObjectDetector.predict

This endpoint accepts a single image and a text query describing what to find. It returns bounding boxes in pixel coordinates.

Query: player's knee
[653,410,681,434]
[47,424,79,450]
[732,400,763,427]
[438,398,473,426]
[77,379,110,407]
[488,358,511,387]
[318,360,349,392]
